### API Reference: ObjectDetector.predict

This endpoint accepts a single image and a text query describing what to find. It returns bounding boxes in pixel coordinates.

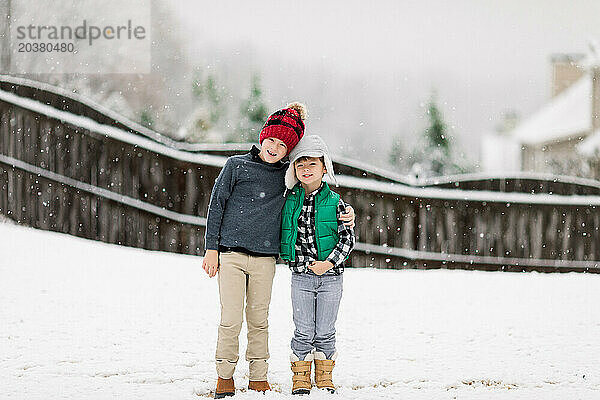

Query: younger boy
[280,135,356,395]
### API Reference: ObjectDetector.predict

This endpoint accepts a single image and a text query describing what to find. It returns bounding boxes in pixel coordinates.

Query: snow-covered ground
[1,222,599,399]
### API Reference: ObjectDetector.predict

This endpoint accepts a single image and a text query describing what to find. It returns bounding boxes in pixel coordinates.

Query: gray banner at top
[4,0,151,74]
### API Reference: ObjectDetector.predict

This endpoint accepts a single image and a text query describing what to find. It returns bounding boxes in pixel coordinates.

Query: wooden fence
[1,75,599,273]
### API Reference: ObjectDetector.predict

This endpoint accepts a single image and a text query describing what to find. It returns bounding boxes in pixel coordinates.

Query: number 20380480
[18,42,75,53]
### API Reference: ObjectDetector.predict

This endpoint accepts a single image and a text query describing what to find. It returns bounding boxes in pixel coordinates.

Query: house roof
[510,73,592,145]
[578,129,600,156]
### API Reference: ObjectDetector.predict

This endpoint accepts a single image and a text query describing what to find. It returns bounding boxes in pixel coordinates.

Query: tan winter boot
[248,380,271,393]
[313,351,336,393]
[290,353,314,395]
[215,377,235,398]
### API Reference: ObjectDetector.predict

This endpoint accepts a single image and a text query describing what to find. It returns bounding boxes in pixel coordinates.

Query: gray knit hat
[285,135,336,189]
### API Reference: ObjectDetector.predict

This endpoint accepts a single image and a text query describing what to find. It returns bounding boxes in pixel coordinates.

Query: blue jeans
[290,272,343,360]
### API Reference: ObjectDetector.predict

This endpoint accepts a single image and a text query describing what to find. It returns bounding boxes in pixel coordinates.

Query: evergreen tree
[425,99,450,153]
[192,72,226,127]
[140,109,154,129]
[421,96,450,176]
[183,72,228,143]
[230,74,269,142]
[388,135,411,170]
[388,93,472,179]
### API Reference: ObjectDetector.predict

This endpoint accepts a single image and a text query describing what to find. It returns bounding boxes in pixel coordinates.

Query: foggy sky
[170,0,600,167]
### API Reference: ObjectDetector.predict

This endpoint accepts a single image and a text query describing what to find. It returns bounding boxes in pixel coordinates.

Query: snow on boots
[290,353,313,395]
[313,351,336,393]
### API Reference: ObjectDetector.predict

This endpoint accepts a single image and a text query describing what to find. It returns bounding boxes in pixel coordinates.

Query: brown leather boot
[248,380,271,392]
[314,351,336,393]
[215,377,235,399]
[291,353,313,395]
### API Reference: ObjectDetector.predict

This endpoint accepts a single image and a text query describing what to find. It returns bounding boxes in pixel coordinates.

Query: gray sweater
[204,146,288,255]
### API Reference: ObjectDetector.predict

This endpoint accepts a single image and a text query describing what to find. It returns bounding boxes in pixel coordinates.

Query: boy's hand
[202,249,219,278]
[340,205,356,229]
[308,261,334,276]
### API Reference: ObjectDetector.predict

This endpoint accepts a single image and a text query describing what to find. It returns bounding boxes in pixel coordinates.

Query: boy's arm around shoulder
[340,202,355,228]
[325,198,356,269]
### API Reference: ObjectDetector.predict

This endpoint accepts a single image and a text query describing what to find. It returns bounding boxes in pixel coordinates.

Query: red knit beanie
[259,102,307,155]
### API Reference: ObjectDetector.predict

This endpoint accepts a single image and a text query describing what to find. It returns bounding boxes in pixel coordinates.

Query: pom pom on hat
[285,102,308,121]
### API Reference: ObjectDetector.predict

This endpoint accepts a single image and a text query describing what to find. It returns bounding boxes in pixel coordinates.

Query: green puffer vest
[280,182,340,262]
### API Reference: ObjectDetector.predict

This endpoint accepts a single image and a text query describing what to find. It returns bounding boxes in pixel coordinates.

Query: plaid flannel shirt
[289,184,355,275]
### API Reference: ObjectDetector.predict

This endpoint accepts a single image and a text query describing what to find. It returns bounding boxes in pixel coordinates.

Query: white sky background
[170,0,600,167]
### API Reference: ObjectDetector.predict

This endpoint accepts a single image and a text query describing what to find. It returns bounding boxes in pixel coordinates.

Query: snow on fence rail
[334,175,600,206]
[0,75,223,153]
[0,89,227,167]
[0,77,599,272]
[421,170,600,190]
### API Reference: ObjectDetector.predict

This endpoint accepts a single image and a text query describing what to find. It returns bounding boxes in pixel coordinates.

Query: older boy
[280,135,355,395]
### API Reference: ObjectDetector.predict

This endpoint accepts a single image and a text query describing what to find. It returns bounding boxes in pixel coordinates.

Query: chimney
[593,66,600,132]
[550,53,585,98]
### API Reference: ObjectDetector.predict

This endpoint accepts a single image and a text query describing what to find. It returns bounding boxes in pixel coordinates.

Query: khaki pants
[216,251,276,381]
